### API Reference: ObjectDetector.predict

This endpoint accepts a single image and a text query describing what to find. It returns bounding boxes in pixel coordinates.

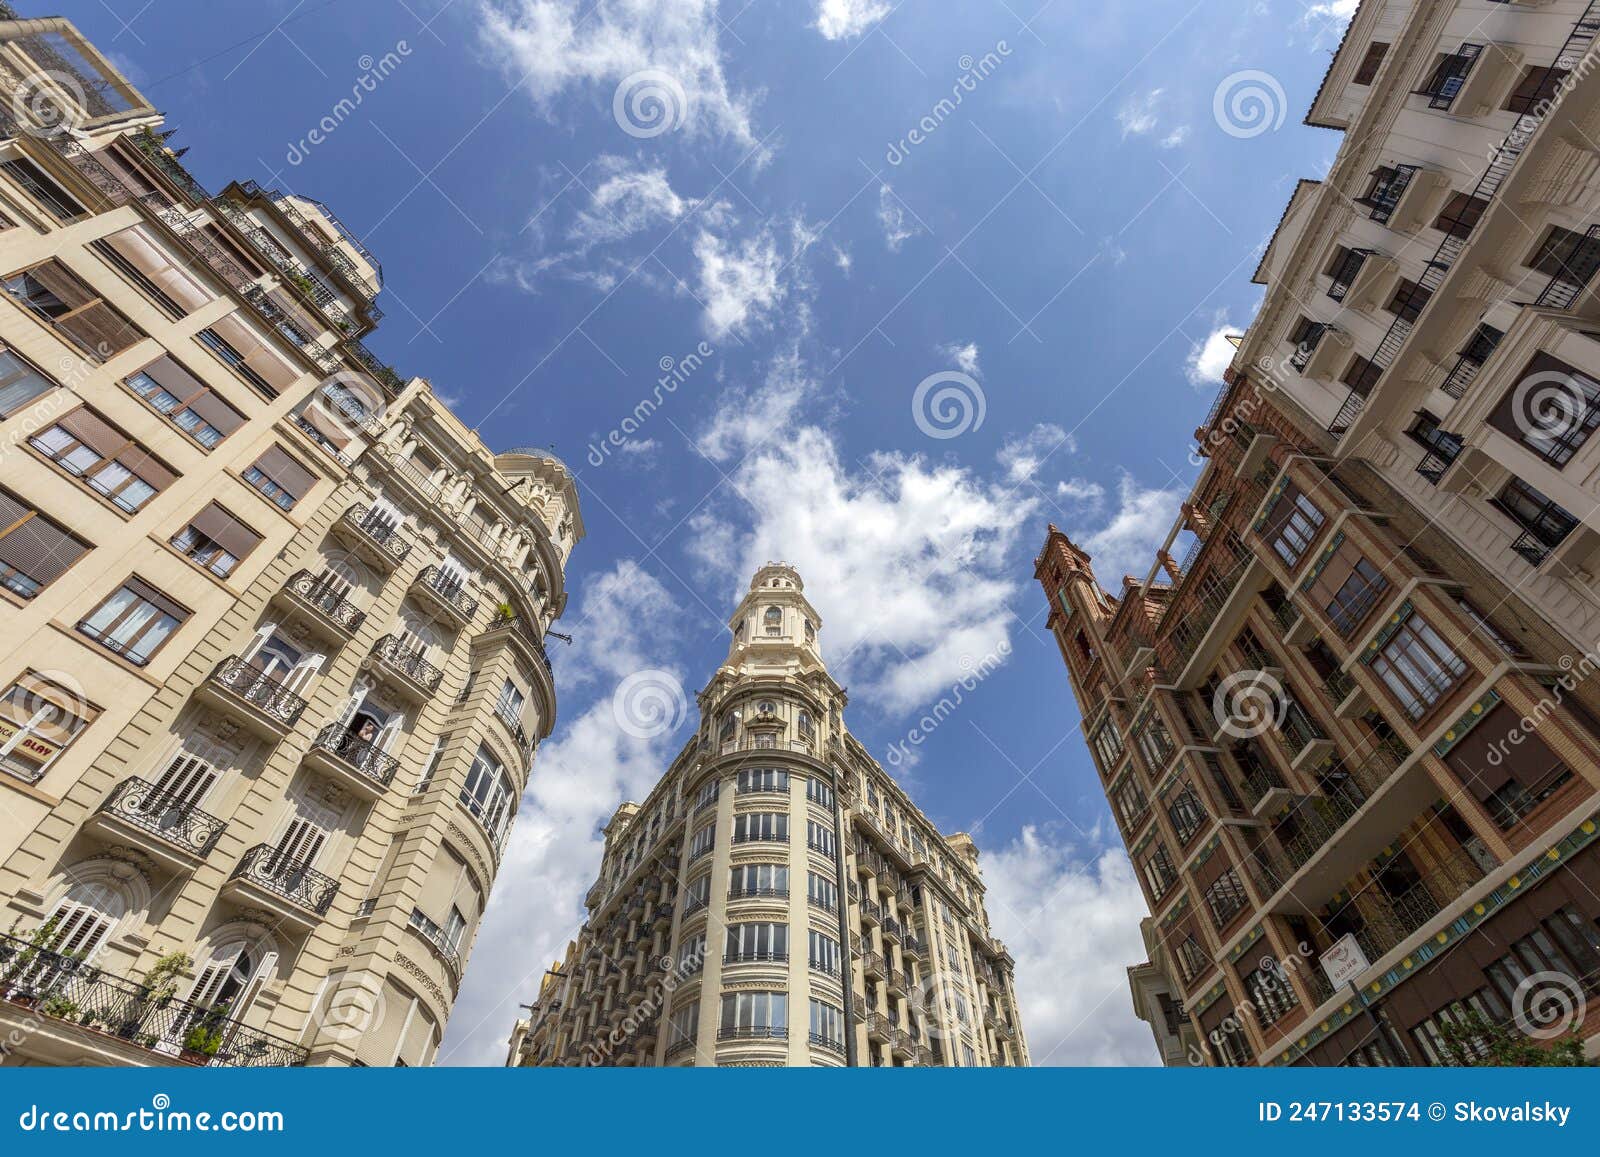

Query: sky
[60,0,1361,1065]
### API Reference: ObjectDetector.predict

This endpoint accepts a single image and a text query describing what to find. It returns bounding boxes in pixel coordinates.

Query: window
[677,933,706,974]
[1324,557,1388,637]
[459,744,514,842]
[124,357,243,448]
[808,930,840,976]
[0,487,90,599]
[806,819,836,859]
[732,812,788,843]
[1454,597,1524,658]
[90,225,216,318]
[692,777,719,814]
[1410,988,1507,1065]
[1112,776,1149,830]
[1490,353,1600,467]
[169,503,260,578]
[737,767,788,795]
[1370,611,1467,720]
[1434,192,1488,241]
[0,158,84,220]
[1201,867,1249,929]
[683,874,711,912]
[1353,41,1388,86]
[1528,225,1600,290]
[1261,484,1324,567]
[1492,476,1577,560]
[1341,353,1382,396]
[243,445,317,511]
[668,999,700,1051]
[1504,65,1568,116]
[2,260,142,360]
[809,999,844,1052]
[1384,278,1430,322]
[719,991,786,1039]
[724,922,788,963]
[1175,935,1209,984]
[797,709,813,737]
[1417,47,1477,106]
[718,712,737,742]
[0,672,97,783]
[729,862,787,898]
[30,408,174,513]
[1133,716,1174,768]
[1141,843,1177,901]
[1167,784,1206,846]
[1242,961,1300,1027]
[196,312,299,398]
[77,578,188,665]
[1091,717,1125,770]
[807,871,837,913]
[961,1043,977,1067]
[763,605,782,635]
[689,823,716,861]
[0,344,58,418]
[805,776,834,808]
[414,734,448,794]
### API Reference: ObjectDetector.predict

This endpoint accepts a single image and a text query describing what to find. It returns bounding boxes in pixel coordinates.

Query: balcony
[220,845,339,932]
[407,909,463,981]
[716,1026,787,1042]
[887,968,908,997]
[272,570,365,643]
[901,934,926,960]
[862,951,885,980]
[1325,248,1371,302]
[331,505,412,571]
[84,778,227,872]
[1357,164,1418,226]
[494,701,536,766]
[411,565,480,626]
[866,1012,892,1041]
[1279,700,1334,771]
[0,931,307,1067]
[859,898,881,926]
[195,657,307,741]
[302,723,401,801]
[368,635,445,702]
[809,1031,847,1057]
[881,915,903,941]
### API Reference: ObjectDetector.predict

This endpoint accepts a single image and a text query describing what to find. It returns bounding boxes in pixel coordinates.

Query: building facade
[1037,0,1600,1066]
[0,14,581,1066]
[508,565,1027,1067]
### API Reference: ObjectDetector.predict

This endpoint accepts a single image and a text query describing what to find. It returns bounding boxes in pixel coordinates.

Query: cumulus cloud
[694,225,785,338]
[814,0,890,39]
[1185,321,1237,386]
[1078,473,1183,584]
[938,340,982,378]
[983,827,1159,1065]
[877,183,921,251]
[998,423,1075,484]
[438,562,690,1064]
[477,0,761,150]
[1057,477,1106,510]
[1160,125,1190,149]
[688,356,1035,714]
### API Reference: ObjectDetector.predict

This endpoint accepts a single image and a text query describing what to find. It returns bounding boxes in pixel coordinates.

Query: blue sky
[63,0,1358,1064]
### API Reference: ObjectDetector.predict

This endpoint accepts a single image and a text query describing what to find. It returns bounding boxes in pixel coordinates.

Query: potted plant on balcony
[494,602,516,624]
[1,916,62,1008]
[180,1003,230,1065]
[109,952,191,1046]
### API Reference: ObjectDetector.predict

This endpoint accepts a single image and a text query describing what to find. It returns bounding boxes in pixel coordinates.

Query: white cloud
[688,356,1035,714]
[814,0,890,39]
[877,183,921,251]
[1116,88,1163,137]
[693,224,787,338]
[439,561,690,1065]
[1305,0,1358,21]
[832,243,852,275]
[983,827,1159,1065]
[477,0,761,150]
[1057,477,1106,509]
[570,158,692,245]
[998,423,1074,484]
[1160,125,1190,149]
[1080,473,1183,585]
[937,340,981,378]
[1185,320,1237,386]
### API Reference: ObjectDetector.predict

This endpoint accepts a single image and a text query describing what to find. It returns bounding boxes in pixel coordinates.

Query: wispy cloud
[814,0,890,40]
[877,183,921,251]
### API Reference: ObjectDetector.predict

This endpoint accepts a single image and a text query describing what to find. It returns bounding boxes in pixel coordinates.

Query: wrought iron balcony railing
[310,723,401,788]
[339,505,412,564]
[0,930,307,1066]
[369,636,445,693]
[414,565,480,620]
[716,1025,787,1041]
[95,778,227,857]
[207,657,307,728]
[282,570,365,632]
[229,844,339,915]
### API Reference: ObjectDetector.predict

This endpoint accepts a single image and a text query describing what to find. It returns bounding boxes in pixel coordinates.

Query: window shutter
[101,224,215,314]
[58,406,127,456]
[189,502,261,561]
[184,387,244,436]
[120,576,191,623]
[250,445,317,502]
[135,354,203,403]
[0,502,88,586]
[0,347,56,417]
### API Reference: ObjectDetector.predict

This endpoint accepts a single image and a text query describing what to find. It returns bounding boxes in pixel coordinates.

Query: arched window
[805,620,816,643]
[757,699,777,716]
[188,939,262,1010]
[40,877,129,966]
[797,710,814,737]
[718,712,738,741]
[764,606,782,635]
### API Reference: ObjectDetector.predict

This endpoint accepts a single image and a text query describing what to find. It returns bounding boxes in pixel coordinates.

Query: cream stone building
[508,565,1027,1068]
[0,14,581,1066]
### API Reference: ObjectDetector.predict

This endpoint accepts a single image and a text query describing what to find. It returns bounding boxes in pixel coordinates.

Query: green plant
[140,952,191,1004]
[182,1024,224,1057]
[3,916,62,986]
[39,994,78,1019]
[494,602,516,623]
[1436,1009,1589,1067]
